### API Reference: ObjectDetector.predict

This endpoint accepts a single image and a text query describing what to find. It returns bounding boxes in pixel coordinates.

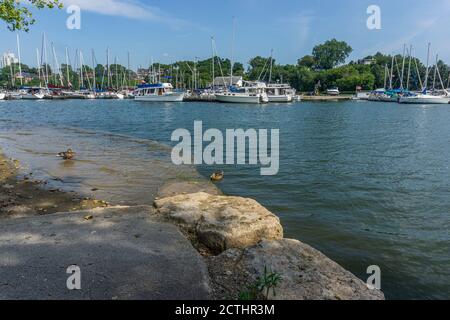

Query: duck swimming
[210,170,224,182]
[58,149,76,160]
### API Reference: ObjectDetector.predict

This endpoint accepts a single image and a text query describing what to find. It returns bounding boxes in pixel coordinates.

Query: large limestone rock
[208,239,385,300]
[154,192,283,254]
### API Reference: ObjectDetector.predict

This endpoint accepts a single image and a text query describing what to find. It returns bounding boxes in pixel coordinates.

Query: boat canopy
[137,83,173,89]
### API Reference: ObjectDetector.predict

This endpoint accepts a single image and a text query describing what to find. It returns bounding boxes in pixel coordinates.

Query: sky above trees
[1,0,450,70]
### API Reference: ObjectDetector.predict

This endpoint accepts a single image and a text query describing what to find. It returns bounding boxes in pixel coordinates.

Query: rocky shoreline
[0,152,108,220]
[0,149,384,300]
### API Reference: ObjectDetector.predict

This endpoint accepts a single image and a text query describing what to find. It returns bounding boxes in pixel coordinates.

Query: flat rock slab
[0,206,211,300]
[208,239,385,300]
[154,192,283,254]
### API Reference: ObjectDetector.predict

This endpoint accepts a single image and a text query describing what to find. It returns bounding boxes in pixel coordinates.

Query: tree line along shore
[2,39,449,94]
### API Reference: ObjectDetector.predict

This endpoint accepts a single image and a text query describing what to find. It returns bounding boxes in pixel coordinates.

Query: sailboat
[399,44,450,104]
[20,87,46,100]
[214,18,269,104]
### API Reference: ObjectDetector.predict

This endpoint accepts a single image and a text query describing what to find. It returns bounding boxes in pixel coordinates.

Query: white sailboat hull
[21,93,45,100]
[399,95,450,104]
[134,92,185,102]
[215,93,268,104]
[267,94,293,103]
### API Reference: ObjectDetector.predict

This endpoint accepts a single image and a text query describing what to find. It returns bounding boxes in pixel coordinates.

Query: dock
[300,94,354,101]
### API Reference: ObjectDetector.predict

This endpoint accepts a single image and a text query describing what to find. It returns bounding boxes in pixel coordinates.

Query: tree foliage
[312,39,353,70]
[0,0,63,31]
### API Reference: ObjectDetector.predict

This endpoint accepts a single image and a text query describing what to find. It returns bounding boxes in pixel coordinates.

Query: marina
[1,0,450,304]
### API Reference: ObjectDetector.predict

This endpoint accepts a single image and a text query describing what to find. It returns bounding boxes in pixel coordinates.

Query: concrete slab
[0,206,211,300]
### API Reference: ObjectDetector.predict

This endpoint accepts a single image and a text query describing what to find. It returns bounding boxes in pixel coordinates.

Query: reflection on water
[0,125,200,205]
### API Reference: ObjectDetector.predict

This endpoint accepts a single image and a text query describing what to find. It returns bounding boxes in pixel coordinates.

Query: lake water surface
[1,99,449,300]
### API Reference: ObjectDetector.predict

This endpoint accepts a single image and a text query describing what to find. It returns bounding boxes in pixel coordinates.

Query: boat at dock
[326,88,340,96]
[19,87,47,100]
[0,92,5,100]
[134,83,185,102]
[266,83,296,102]
[215,81,268,104]
[399,90,450,104]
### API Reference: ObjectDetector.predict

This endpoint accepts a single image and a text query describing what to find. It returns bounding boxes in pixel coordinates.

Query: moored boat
[399,90,450,104]
[266,83,296,103]
[215,81,268,104]
[20,87,46,100]
[134,83,185,102]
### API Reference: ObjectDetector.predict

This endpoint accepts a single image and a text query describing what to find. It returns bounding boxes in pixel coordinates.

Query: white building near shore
[1,52,19,68]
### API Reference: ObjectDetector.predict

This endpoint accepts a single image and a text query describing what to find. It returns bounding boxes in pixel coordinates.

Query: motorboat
[134,83,185,102]
[266,83,296,102]
[215,81,268,104]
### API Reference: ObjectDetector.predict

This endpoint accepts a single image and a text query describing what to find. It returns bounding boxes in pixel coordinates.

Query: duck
[210,170,224,182]
[58,149,76,160]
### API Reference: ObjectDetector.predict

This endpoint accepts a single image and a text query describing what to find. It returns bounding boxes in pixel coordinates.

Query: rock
[154,192,283,254]
[157,181,222,198]
[208,239,385,300]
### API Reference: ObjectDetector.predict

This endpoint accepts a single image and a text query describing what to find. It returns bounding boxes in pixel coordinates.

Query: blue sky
[1,0,450,69]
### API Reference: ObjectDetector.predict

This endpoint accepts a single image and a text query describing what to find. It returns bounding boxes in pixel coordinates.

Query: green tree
[297,55,315,68]
[0,0,62,31]
[312,39,353,70]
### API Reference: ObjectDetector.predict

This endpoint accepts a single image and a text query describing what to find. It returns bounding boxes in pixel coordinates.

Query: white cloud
[61,0,189,28]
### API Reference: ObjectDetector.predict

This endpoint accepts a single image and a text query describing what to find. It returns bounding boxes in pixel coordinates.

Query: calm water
[1,99,449,300]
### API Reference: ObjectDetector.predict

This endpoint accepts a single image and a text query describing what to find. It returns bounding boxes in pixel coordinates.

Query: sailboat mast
[269,49,274,84]
[389,55,395,89]
[36,48,42,87]
[16,33,23,86]
[432,55,438,90]
[211,36,215,91]
[79,50,84,89]
[43,33,49,86]
[400,44,406,89]
[127,51,131,89]
[106,48,110,90]
[423,43,431,91]
[406,45,412,91]
[92,49,96,92]
[414,57,423,90]
[383,64,388,89]
[65,47,70,88]
[230,17,236,89]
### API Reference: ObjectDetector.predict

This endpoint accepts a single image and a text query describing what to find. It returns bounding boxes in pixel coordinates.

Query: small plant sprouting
[238,266,282,301]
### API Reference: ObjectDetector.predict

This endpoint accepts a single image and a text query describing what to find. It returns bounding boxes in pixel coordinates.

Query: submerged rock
[154,192,283,254]
[208,239,385,300]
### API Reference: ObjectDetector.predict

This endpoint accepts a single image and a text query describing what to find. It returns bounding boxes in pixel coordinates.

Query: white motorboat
[215,81,268,104]
[134,83,185,102]
[0,92,5,100]
[327,88,340,96]
[355,91,370,100]
[266,83,296,102]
